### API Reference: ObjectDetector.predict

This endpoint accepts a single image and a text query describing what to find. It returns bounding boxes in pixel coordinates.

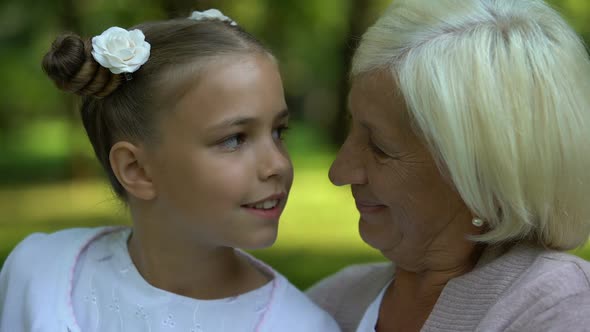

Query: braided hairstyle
[42,17,271,200]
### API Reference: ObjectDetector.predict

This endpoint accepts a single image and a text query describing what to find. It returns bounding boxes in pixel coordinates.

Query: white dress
[0,226,341,332]
[72,228,274,332]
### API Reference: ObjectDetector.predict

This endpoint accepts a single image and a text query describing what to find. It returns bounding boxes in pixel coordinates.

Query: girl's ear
[109,141,156,200]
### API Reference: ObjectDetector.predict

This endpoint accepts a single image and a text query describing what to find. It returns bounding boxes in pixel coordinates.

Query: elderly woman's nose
[329,139,366,186]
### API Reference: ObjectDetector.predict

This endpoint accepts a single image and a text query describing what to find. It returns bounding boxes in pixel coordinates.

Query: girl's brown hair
[42,18,271,200]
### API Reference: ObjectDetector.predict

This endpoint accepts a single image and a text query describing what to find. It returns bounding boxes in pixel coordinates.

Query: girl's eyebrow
[208,108,290,131]
[209,116,256,131]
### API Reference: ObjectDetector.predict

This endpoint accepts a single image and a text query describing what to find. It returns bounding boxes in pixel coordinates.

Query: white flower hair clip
[189,9,237,26]
[91,27,151,78]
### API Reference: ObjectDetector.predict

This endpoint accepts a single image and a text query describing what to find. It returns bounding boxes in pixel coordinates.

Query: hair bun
[42,33,121,98]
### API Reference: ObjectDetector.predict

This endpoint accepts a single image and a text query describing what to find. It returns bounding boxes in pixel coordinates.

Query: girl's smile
[242,192,288,220]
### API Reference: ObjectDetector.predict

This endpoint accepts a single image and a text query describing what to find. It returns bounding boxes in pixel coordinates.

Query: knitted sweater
[306,244,590,331]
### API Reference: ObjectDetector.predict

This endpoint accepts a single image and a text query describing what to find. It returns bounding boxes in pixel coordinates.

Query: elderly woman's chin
[357,215,399,252]
[359,216,398,252]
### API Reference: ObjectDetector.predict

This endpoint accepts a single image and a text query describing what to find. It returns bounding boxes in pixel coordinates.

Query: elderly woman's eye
[369,139,389,158]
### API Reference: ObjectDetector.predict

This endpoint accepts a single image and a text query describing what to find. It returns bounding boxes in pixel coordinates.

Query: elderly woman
[307,0,590,331]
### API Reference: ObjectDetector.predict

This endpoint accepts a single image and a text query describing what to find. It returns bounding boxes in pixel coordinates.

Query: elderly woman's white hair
[352,0,590,250]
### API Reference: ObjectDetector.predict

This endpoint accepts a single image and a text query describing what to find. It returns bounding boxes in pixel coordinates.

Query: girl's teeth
[254,200,278,210]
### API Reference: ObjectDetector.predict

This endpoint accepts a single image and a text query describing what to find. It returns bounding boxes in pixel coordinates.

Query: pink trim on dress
[67,226,127,331]
[239,250,280,332]
[254,276,278,332]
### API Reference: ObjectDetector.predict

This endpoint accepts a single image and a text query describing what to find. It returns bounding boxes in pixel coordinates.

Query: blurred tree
[53,0,93,179]
[332,0,371,145]
[162,0,224,17]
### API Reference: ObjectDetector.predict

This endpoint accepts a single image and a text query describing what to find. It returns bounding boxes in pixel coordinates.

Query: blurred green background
[1,0,590,290]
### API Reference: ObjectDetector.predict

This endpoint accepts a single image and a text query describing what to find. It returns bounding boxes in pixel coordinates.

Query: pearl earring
[472,218,484,227]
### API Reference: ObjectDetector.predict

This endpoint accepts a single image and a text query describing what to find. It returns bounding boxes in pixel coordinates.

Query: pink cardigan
[307,243,590,331]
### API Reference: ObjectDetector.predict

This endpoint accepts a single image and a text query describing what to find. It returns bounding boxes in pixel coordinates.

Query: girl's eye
[272,125,290,141]
[220,134,246,151]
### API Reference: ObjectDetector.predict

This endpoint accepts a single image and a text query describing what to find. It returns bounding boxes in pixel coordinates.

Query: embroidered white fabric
[72,228,273,332]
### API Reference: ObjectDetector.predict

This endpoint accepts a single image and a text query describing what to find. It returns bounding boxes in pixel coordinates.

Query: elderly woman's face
[330,71,477,270]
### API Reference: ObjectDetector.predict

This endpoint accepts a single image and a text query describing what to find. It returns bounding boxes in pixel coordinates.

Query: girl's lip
[243,192,287,206]
[241,192,288,220]
[243,204,285,220]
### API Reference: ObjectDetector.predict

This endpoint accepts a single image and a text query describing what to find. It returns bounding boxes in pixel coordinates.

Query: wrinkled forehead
[348,69,413,135]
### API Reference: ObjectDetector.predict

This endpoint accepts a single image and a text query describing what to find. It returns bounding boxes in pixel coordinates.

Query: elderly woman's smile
[351,185,388,217]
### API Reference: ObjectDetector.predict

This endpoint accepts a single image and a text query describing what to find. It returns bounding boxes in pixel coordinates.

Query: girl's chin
[237,228,278,250]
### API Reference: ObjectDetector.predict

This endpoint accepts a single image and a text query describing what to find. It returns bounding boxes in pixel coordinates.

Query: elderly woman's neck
[402,241,485,291]
[394,263,474,297]
[376,262,482,332]
[377,246,485,331]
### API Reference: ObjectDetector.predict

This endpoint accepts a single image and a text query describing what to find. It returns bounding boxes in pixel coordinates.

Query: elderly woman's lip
[355,201,387,213]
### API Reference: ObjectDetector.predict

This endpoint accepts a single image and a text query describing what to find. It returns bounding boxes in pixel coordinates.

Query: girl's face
[145,54,293,250]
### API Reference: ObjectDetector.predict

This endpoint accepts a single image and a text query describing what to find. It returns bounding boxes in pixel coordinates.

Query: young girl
[0,9,340,332]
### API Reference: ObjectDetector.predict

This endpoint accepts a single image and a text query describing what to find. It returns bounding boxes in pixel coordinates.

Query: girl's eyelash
[274,125,290,140]
[218,125,289,151]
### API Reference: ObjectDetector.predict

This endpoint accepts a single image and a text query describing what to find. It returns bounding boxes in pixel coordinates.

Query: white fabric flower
[91,27,151,74]
[189,9,237,26]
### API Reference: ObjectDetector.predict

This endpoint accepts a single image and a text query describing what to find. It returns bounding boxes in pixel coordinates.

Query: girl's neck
[126,225,271,300]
